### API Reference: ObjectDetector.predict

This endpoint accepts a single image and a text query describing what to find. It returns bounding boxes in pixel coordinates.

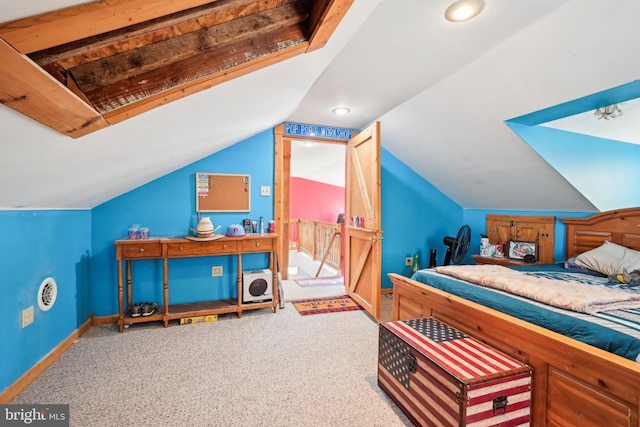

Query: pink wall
[290,177,344,223]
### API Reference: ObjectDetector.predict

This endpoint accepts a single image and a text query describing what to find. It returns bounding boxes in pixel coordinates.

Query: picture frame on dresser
[507,240,537,260]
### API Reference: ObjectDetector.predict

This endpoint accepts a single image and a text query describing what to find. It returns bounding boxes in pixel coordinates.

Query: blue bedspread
[411,263,640,362]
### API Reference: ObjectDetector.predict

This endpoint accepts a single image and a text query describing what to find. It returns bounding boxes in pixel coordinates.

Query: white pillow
[574,241,640,276]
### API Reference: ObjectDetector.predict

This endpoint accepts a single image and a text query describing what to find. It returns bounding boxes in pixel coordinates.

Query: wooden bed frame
[388,207,640,426]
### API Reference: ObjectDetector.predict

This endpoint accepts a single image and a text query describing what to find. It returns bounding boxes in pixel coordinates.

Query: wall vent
[38,277,57,311]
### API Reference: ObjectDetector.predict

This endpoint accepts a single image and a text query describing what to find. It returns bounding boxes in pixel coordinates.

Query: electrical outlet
[260,186,271,196]
[212,266,223,277]
[405,257,412,267]
[22,306,34,328]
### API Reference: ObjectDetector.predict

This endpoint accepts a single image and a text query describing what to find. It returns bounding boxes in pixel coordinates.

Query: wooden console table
[115,234,278,332]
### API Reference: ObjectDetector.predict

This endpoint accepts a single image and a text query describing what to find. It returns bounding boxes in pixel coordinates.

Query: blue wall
[506,79,640,212]
[0,126,598,397]
[89,132,464,304]
[381,148,462,286]
[507,124,640,212]
[91,130,275,316]
[1,210,91,393]
[378,151,594,278]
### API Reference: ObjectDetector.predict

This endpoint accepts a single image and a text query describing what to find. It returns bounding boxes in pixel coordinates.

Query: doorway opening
[273,126,350,301]
[288,139,345,283]
[275,122,382,318]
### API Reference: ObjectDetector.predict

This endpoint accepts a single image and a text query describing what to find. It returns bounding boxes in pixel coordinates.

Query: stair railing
[290,218,341,276]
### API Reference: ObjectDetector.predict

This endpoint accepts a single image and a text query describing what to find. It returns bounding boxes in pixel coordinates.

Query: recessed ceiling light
[332,107,351,115]
[445,0,484,22]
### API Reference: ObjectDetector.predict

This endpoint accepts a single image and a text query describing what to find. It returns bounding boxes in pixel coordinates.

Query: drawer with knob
[166,240,237,257]
[240,238,274,253]
[120,242,162,259]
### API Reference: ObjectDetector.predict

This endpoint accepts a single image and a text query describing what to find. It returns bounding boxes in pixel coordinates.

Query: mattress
[411,263,640,362]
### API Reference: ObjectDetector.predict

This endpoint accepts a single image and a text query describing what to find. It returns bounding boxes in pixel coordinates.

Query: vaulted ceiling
[1,0,639,211]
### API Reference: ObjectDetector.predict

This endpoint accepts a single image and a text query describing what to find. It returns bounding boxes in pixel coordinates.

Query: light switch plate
[260,186,271,196]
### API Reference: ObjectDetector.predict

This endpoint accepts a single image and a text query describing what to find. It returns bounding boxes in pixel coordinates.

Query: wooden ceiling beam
[0,0,220,54]
[307,0,354,52]
[0,38,107,138]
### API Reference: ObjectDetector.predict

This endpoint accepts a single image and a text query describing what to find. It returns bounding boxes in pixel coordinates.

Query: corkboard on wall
[196,173,250,212]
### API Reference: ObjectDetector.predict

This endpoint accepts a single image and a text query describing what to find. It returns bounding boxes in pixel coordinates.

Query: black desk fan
[443,225,471,265]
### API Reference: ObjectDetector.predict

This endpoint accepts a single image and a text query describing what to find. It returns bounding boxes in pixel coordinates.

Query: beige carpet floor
[11,280,409,426]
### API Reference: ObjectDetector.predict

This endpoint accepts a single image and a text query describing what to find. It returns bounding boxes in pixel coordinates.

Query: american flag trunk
[378,318,532,426]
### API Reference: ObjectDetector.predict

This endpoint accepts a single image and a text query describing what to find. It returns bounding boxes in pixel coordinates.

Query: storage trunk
[378,317,532,426]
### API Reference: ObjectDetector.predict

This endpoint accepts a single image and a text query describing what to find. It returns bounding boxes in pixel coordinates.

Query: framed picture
[507,240,537,260]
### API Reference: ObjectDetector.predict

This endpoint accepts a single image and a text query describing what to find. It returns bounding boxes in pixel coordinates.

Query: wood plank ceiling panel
[0,0,353,138]
[0,0,220,53]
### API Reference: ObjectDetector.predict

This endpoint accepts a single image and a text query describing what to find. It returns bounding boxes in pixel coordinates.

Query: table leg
[163,257,169,327]
[271,250,278,313]
[237,253,242,318]
[118,260,124,333]
[126,260,132,312]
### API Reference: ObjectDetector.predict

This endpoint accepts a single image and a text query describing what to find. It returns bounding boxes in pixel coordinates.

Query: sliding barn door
[345,122,382,319]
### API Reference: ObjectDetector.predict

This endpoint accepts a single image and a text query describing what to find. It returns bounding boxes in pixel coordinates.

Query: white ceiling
[2,0,640,211]
[291,141,345,188]
[543,98,640,145]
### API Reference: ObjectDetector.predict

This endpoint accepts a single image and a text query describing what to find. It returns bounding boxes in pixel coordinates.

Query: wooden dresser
[473,214,556,266]
[471,254,541,267]
[115,234,278,332]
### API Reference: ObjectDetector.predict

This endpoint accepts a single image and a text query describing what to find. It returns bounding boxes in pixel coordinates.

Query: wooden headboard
[561,207,640,259]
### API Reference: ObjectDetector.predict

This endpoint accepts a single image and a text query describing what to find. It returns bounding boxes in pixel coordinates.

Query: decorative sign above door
[283,122,356,140]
